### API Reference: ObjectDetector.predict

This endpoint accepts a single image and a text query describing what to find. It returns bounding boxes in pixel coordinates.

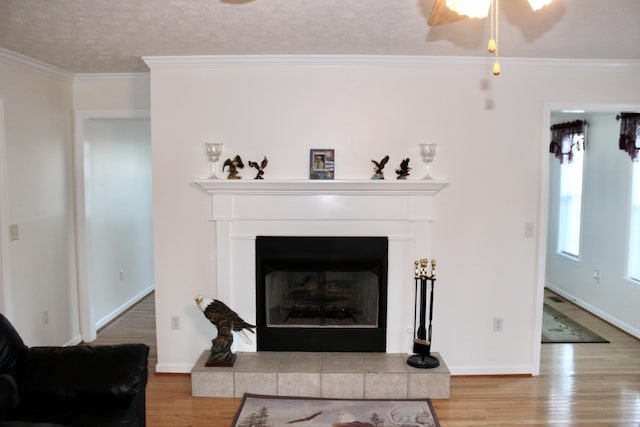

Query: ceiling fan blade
[427,0,467,26]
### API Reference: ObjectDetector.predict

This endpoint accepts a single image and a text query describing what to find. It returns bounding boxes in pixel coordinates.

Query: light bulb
[528,0,552,11]
[445,0,491,18]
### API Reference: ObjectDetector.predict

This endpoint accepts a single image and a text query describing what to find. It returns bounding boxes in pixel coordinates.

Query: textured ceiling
[0,0,639,73]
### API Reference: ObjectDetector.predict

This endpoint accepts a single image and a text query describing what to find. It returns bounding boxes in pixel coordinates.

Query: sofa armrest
[18,343,149,403]
[0,374,19,420]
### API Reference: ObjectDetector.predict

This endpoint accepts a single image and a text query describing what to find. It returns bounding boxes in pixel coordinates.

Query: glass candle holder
[419,143,437,180]
[205,143,223,179]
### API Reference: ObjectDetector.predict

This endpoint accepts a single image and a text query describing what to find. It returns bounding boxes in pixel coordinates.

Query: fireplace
[193,179,448,354]
[256,236,388,352]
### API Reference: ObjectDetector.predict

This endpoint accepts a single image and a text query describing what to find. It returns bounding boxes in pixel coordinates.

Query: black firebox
[255,236,388,352]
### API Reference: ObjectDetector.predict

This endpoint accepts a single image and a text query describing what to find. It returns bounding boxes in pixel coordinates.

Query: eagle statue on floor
[195,296,255,366]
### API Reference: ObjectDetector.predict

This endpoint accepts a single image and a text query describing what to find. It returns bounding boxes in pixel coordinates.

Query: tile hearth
[191,351,450,399]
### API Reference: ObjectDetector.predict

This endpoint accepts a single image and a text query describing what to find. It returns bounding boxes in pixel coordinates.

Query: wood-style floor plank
[91,290,640,426]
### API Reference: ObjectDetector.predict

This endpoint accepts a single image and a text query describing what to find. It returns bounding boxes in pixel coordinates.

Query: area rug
[231,393,440,427]
[542,303,609,343]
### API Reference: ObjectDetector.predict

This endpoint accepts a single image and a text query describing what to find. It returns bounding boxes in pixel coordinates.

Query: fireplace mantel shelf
[193,179,449,196]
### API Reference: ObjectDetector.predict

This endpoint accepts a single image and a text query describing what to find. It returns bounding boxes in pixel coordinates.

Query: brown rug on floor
[231,393,440,427]
[542,303,609,343]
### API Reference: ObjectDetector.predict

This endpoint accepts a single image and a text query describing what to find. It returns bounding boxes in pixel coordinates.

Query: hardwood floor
[92,291,640,426]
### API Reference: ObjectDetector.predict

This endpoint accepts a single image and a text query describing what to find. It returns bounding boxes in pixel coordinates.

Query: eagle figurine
[223,155,244,179]
[195,296,255,365]
[395,158,411,180]
[248,156,268,179]
[371,155,389,180]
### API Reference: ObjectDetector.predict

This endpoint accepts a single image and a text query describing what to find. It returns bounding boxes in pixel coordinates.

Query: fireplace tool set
[407,258,440,369]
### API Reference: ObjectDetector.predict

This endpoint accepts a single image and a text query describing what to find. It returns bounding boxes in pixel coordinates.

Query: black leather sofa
[0,312,149,427]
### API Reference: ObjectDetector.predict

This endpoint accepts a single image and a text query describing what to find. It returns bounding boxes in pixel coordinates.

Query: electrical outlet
[171,316,180,331]
[493,317,503,332]
[42,310,49,325]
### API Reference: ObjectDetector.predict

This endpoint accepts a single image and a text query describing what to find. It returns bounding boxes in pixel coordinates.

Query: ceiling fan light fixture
[445,0,491,19]
[436,0,552,77]
[528,0,552,11]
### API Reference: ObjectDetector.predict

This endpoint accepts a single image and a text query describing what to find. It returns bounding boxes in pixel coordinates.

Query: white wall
[0,55,152,346]
[83,118,154,329]
[547,111,640,337]
[74,74,151,111]
[0,52,77,345]
[4,50,637,373]
[146,56,640,374]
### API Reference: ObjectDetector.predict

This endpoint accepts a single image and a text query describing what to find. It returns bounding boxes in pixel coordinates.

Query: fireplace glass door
[256,236,387,352]
[265,264,379,328]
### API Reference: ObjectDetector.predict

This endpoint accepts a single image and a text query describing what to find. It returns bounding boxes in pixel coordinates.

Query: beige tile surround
[191,351,450,399]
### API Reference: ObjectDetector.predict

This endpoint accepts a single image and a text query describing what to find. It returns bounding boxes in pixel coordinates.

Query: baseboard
[96,284,155,331]
[65,335,83,346]
[449,365,534,376]
[546,284,640,339]
[155,362,194,374]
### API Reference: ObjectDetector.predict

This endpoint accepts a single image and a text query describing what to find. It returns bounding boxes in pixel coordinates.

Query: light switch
[9,224,19,241]
[524,222,535,238]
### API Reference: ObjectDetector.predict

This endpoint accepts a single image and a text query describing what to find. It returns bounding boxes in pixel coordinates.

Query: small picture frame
[309,149,335,180]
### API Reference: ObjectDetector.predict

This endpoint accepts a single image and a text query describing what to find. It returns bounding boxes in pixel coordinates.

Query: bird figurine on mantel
[195,295,255,367]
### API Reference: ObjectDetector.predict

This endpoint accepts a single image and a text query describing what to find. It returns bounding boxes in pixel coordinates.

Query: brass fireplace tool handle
[420,258,428,279]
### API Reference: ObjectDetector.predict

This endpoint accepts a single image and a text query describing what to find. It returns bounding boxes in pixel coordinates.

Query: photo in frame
[309,149,335,180]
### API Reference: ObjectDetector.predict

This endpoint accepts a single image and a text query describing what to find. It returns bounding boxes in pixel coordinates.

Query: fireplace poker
[427,259,436,346]
[412,260,419,347]
[416,259,428,345]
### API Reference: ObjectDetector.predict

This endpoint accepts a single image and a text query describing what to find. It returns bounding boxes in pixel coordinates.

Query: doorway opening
[74,112,154,342]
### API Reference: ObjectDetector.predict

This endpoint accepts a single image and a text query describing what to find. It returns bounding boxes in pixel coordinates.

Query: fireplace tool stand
[407,259,440,369]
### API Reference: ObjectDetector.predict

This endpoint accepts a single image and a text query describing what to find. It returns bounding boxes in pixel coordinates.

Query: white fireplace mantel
[193,179,449,196]
[193,178,449,354]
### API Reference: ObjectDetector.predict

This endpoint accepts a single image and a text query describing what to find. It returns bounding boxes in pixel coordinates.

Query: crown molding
[505,56,640,70]
[144,54,480,67]
[0,48,74,81]
[2,48,637,77]
[74,72,150,81]
[143,54,640,70]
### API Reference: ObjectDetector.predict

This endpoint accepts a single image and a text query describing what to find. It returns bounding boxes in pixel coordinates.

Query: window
[557,134,585,258]
[629,162,640,282]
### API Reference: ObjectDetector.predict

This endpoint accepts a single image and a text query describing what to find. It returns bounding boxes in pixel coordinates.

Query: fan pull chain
[488,0,496,53]
[491,0,501,75]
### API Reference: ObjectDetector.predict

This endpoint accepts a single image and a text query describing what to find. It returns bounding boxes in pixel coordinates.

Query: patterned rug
[542,303,609,343]
[231,393,440,427]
